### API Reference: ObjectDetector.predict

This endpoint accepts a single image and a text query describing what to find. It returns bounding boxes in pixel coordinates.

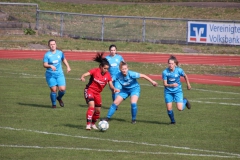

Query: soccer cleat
[52,105,56,109]
[86,124,91,130]
[91,124,98,130]
[184,97,191,109]
[101,117,109,122]
[57,98,64,107]
[131,120,136,124]
[170,122,176,125]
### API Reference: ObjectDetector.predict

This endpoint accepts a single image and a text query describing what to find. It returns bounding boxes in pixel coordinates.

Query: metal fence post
[60,13,64,37]
[35,4,39,30]
[36,10,39,30]
[186,20,188,45]
[142,18,146,42]
[101,16,105,42]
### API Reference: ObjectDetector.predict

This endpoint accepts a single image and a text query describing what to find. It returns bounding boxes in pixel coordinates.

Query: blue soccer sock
[131,103,138,121]
[57,90,65,100]
[50,92,57,106]
[182,98,187,110]
[107,103,118,118]
[167,110,175,123]
[111,93,116,101]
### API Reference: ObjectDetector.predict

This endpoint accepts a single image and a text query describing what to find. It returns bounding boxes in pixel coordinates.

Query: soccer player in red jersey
[80,52,119,130]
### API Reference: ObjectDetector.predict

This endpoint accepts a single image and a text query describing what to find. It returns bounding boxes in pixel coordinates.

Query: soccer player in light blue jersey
[43,39,71,108]
[105,44,124,101]
[162,55,191,124]
[104,61,158,124]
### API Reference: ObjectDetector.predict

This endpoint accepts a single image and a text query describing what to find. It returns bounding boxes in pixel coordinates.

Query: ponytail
[93,52,110,67]
[168,55,179,66]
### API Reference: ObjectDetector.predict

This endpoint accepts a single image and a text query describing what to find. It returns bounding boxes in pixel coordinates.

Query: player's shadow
[136,119,170,125]
[64,123,84,130]
[18,102,51,109]
[105,118,127,123]
[101,105,110,110]
[78,104,110,110]
[78,104,87,108]
[108,118,168,125]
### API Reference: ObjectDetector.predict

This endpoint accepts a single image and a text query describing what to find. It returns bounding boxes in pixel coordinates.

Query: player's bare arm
[80,72,90,81]
[140,74,158,87]
[43,62,56,71]
[163,80,178,87]
[108,81,120,93]
[63,58,71,73]
[184,74,191,90]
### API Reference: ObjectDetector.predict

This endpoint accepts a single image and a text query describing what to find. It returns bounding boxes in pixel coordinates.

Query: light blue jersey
[105,54,124,80]
[162,67,185,93]
[43,50,65,87]
[115,70,140,90]
[106,70,141,119]
[43,50,65,75]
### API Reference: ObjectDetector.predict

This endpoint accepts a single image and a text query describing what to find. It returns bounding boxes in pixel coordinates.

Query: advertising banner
[188,21,240,45]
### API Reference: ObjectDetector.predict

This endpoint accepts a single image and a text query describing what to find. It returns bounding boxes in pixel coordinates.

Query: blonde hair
[119,61,127,69]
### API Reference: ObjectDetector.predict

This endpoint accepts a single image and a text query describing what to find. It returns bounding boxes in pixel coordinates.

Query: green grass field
[0,59,239,160]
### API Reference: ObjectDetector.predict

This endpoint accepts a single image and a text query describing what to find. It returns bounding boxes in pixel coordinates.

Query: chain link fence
[36,11,190,44]
[1,2,240,46]
[0,2,38,34]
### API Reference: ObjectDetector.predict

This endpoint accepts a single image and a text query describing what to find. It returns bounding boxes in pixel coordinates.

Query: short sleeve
[162,70,167,80]
[61,51,65,60]
[43,53,48,63]
[89,68,97,75]
[178,68,185,77]
[129,71,140,79]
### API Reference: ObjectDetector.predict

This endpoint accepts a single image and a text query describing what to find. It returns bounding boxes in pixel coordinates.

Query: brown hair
[48,39,56,46]
[168,55,179,66]
[109,44,117,51]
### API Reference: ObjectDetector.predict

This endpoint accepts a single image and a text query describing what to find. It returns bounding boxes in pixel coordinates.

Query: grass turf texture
[0,59,240,159]
[3,0,240,20]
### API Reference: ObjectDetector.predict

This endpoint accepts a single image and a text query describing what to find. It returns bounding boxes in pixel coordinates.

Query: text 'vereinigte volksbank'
[188,21,240,45]
[209,24,240,44]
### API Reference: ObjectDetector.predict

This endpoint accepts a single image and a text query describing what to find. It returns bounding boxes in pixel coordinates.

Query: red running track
[0,49,240,86]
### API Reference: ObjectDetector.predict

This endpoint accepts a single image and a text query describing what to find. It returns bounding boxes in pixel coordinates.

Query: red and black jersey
[86,68,112,93]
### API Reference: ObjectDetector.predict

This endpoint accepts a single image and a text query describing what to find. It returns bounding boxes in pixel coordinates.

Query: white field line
[140,83,240,95]
[149,74,240,84]
[1,73,239,106]
[197,98,238,100]
[1,72,239,95]
[0,144,238,159]
[191,88,240,95]
[190,100,240,106]
[0,126,239,159]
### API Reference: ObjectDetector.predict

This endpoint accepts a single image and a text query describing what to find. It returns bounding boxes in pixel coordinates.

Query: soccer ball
[98,120,109,131]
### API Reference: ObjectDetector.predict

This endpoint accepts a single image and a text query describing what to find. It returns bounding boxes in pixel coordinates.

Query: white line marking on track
[0,144,239,158]
[189,78,240,84]
[0,126,239,158]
